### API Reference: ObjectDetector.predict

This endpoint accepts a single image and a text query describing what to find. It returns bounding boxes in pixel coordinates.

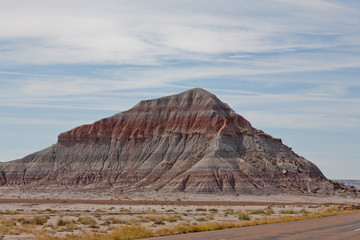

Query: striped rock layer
[0,88,351,195]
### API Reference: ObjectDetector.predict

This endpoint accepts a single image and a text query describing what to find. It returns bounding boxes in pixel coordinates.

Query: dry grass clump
[140,214,183,223]
[265,207,275,215]
[111,226,153,239]
[195,217,207,222]
[18,216,48,225]
[248,209,265,215]
[236,211,251,221]
[280,209,296,214]
[56,218,74,227]
[223,208,234,215]
[155,222,230,236]
[104,216,127,225]
[45,208,59,214]
[56,218,79,232]
[0,219,19,235]
[299,209,310,215]
[37,226,154,240]
[206,215,214,220]
[0,217,46,235]
[153,220,165,225]
[77,215,97,225]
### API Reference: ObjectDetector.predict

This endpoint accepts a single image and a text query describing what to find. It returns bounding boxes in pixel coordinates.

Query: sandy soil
[1,187,359,204]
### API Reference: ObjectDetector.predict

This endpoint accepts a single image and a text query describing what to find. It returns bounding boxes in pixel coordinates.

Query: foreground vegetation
[0,203,359,240]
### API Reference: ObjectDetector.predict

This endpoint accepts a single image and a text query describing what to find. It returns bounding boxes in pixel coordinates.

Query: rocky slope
[334,180,360,190]
[0,88,355,195]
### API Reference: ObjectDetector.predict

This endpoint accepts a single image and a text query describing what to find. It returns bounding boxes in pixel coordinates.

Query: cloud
[217,90,360,131]
[0,0,359,65]
[0,117,85,126]
[242,111,360,130]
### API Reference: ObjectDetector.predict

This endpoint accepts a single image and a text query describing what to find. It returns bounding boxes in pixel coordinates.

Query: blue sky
[0,0,359,179]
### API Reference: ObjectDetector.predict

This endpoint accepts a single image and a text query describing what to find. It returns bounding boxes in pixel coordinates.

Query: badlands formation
[0,88,355,197]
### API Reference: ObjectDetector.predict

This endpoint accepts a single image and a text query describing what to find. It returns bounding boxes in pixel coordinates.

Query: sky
[0,0,359,179]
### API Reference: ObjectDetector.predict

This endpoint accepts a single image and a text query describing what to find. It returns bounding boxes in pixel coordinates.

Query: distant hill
[0,88,357,196]
[334,180,360,189]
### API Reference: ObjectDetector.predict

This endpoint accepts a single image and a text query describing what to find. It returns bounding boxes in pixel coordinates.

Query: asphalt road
[145,212,360,240]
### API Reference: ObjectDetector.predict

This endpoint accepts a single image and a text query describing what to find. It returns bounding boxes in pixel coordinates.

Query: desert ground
[0,191,359,240]
[1,187,359,203]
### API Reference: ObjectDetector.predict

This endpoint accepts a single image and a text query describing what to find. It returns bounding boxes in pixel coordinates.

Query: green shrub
[196,217,207,222]
[195,208,207,212]
[209,208,218,213]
